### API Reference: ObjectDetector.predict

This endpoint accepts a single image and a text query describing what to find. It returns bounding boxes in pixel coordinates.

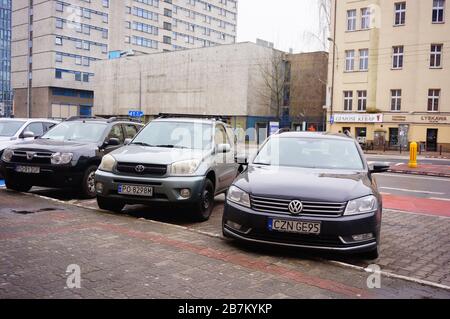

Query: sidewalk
[365,150,450,159]
[388,163,450,178]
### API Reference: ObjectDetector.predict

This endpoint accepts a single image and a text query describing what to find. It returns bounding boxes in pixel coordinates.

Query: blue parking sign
[128,110,144,117]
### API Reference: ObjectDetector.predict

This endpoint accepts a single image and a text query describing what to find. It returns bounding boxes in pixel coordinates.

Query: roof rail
[157,113,228,122]
[65,116,104,121]
[106,116,143,123]
[275,128,291,135]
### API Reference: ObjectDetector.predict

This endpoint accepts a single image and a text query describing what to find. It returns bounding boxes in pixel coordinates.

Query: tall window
[394,2,406,25]
[391,90,402,111]
[343,91,353,111]
[430,44,443,68]
[361,8,371,29]
[347,10,357,31]
[428,89,440,111]
[392,46,404,69]
[432,0,445,23]
[345,50,355,71]
[357,90,367,111]
[359,49,369,71]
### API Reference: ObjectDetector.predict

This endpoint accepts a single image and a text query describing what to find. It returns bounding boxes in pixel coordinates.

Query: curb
[388,169,450,178]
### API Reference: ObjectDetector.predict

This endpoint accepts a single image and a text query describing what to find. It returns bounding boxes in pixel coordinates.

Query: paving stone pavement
[0,190,449,299]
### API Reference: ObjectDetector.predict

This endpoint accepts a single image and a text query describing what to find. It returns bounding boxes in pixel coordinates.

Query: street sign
[269,122,280,136]
[128,110,144,117]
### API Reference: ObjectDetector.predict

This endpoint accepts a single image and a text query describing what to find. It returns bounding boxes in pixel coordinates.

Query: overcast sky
[237,0,326,53]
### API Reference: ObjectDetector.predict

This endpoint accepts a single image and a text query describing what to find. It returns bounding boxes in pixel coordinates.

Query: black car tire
[97,196,125,213]
[81,165,98,199]
[192,178,215,222]
[5,179,32,193]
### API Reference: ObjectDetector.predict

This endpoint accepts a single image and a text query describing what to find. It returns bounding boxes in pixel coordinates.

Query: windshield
[132,121,213,150]
[253,137,364,170]
[0,121,26,137]
[41,121,107,143]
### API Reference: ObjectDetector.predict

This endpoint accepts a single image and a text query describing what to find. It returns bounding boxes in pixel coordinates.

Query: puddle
[10,208,61,215]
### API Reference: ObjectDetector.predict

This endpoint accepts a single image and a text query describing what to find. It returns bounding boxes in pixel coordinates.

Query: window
[83,57,90,66]
[163,22,172,31]
[56,18,63,29]
[343,91,353,111]
[391,89,402,111]
[75,56,82,65]
[394,2,406,25]
[164,8,172,17]
[82,73,89,82]
[357,90,367,111]
[55,36,63,45]
[347,10,356,31]
[163,36,171,44]
[55,52,63,63]
[56,2,63,12]
[24,123,44,137]
[214,125,228,145]
[108,125,124,143]
[123,124,138,139]
[102,0,109,8]
[432,0,445,23]
[428,89,440,111]
[345,50,355,71]
[75,72,82,81]
[430,44,443,68]
[83,41,90,50]
[392,46,404,69]
[55,69,62,79]
[359,49,369,71]
[361,8,371,29]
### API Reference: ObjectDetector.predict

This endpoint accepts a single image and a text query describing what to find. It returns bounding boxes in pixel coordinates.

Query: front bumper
[95,170,205,204]
[223,201,381,253]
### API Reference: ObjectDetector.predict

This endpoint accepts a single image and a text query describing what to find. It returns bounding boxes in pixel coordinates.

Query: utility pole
[328,0,338,129]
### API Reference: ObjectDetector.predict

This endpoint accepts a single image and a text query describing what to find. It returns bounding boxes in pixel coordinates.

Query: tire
[5,179,32,193]
[363,247,379,260]
[192,178,215,222]
[97,196,125,213]
[80,165,98,199]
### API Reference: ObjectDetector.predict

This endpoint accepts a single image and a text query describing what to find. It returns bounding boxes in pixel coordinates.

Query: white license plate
[16,166,40,174]
[118,184,153,197]
[268,219,321,235]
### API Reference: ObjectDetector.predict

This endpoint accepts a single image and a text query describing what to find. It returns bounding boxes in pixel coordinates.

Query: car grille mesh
[250,195,346,217]
[116,162,167,176]
[11,151,53,164]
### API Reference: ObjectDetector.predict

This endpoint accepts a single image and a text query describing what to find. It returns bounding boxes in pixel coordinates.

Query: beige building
[327,0,450,151]
[11,0,237,118]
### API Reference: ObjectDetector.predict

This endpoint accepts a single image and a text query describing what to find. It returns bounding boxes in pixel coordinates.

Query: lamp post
[327,0,338,130]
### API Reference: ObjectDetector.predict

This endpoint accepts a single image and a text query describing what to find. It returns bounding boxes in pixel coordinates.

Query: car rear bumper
[222,201,381,254]
[94,170,205,204]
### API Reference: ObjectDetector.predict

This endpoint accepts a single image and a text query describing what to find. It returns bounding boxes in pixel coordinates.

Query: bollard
[409,141,418,168]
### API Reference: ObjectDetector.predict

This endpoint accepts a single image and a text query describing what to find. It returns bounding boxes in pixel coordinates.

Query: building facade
[0,0,12,117]
[327,0,450,151]
[11,0,238,118]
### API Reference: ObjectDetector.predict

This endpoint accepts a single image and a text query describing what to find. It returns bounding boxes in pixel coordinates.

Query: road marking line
[380,187,445,195]
[379,173,450,182]
[380,192,391,195]
[430,197,450,202]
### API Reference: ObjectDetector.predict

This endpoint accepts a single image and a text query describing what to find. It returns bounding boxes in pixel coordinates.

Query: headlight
[227,185,251,208]
[99,154,116,172]
[1,149,13,162]
[51,152,73,165]
[169,159,201,175]
[344,195,378,216]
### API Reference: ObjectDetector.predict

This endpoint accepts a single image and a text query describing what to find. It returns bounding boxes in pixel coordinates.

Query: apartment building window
[56,2,63,12]
[164,8,172,17]
[428,89,440,111]
[83,73,89,82]
[394,2,406,25]
[75,72,82,82]
[55,36,63,45]
[56,18,63,29]
[163,36,171,44]
[347,10,356,31]
[391,89,402,111]
[361,8,371,29]
[359,49,369,71]
[102,0,109,8]
[55,52,63,63]
[75,56,82,65]
[392,46,404,69]
[163,22,172,31]
[345,50,355,71]
[343,91,353,111]
[83,41,90,50]
[83,57,90,66]
[357,90,367,111]
[432,0,445,23]
[430,44,443,67]
[55,69,62,79]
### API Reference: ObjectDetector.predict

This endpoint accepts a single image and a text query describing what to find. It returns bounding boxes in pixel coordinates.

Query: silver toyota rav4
[94,117,239,221]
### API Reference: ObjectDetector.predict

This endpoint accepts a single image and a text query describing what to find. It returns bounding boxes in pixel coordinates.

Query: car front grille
[250,195,346,217]
[116,162,167,176]
[11,151,53,164]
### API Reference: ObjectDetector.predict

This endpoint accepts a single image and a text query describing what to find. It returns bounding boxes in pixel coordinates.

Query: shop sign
[333,113,383,123]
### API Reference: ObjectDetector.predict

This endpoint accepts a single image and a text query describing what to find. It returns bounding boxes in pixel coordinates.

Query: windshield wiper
[154,144,189,149]
[131,142,153,147]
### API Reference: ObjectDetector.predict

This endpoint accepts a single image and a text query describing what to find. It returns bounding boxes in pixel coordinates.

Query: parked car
[95,117,239,221]
[0,118,59,178]
[1,117,143,198]
[222,132,389,259]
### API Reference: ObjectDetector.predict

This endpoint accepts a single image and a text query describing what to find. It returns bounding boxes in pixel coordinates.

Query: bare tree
[303,0,332,52]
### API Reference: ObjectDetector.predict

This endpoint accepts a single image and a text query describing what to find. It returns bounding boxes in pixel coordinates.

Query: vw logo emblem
[26,152,35,161]
[288,200,303,215]
[135,165,145,173]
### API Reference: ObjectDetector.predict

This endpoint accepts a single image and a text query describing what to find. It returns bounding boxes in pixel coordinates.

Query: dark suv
[1,117,142,198]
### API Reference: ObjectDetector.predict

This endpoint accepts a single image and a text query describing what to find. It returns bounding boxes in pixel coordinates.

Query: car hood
[110,145,209,165]
[0,138,16,151]
[7,139,98,153]
[234,165,374,203]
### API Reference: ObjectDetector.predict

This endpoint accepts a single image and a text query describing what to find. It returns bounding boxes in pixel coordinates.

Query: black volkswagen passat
[222,132,389,259]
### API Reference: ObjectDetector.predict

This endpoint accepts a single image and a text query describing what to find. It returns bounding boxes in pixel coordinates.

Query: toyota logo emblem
[26,152,36,161]
[288,200,303,215]
[135,165,145,173]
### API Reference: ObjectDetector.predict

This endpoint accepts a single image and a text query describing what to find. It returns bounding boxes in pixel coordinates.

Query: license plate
[268,219,321,235]
[118,184,153,197]
[15,166,40,174]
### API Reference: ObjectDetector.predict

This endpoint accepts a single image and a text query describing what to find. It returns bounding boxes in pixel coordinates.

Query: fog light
[96,182,103,193]
[180,188,191,198]
[352,233,373,241]
[226,220,243,231]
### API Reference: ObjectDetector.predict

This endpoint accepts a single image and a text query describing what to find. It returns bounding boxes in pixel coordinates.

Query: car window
[123,124,138,139]
[23,122,44,137]
[108,124,124,143]
[41,121,107,143]
[0,121,26,137]
[214,125,228,145]
[43,122,56,133]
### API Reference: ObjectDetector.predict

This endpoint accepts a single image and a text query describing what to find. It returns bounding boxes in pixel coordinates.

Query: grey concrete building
[0,0,12,117]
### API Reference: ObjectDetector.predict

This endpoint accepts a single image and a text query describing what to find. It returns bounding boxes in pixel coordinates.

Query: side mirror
[22,131,35,139]
[124,138,132,145]
[105,138,121,147]
[370,162,390,174]
[235,154,249,165]
[217,144,231,153]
